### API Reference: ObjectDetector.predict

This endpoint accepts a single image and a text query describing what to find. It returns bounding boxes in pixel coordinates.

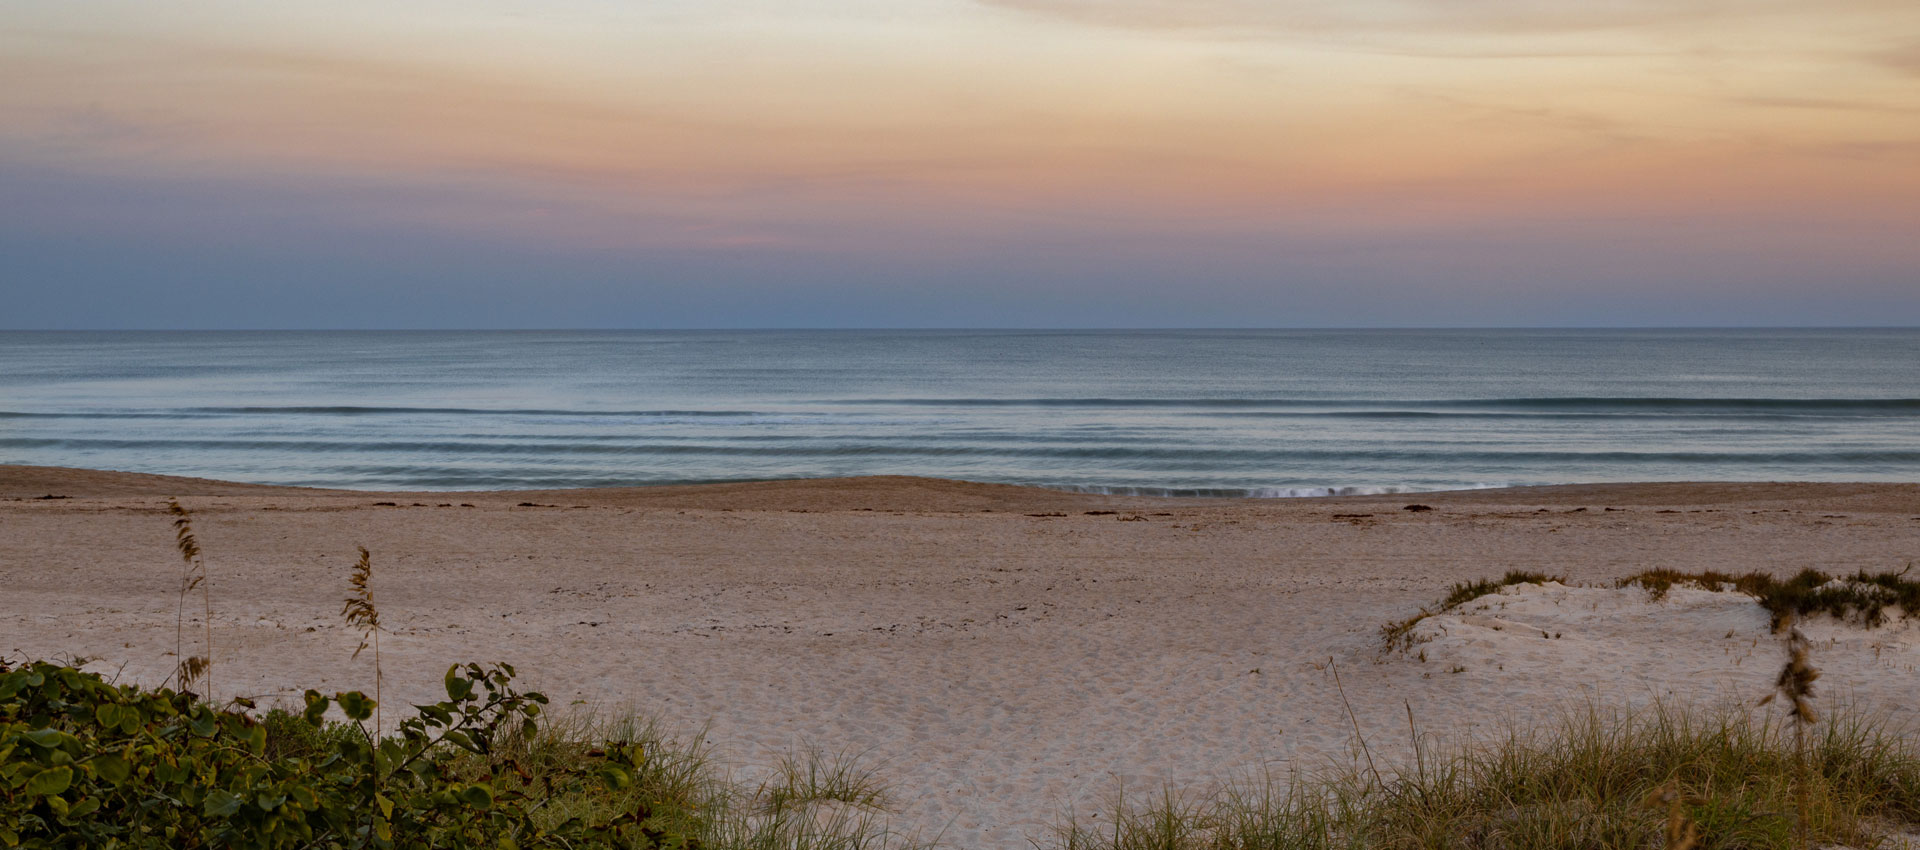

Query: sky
[3,0,1918,328]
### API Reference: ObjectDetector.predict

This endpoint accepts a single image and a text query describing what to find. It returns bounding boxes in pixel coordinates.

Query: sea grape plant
[0,659,663,849]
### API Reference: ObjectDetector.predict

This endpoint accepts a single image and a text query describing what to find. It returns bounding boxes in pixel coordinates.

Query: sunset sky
[4,0,1918,327]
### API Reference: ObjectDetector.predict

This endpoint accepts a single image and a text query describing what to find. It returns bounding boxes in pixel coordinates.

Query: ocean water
[1,329,1917,495]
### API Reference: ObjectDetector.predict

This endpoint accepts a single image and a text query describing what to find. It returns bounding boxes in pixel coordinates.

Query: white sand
[4,466,1920,847]
[1404,581,1920,723]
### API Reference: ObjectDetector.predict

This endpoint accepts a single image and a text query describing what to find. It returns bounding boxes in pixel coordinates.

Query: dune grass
[1384,567,1920,654]
[1622,568,1920,630]
[478,715,921,849]
[250,701,926,849]
[1380,571,1566,653]
[1046,705,1920,850]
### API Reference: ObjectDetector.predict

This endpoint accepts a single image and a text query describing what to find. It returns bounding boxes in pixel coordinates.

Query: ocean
[2,329,1916,495]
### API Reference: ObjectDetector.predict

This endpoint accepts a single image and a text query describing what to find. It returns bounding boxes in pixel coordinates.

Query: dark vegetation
[0,658,662,848]
[0,658,910,849]
[1045,707,1920,850]
[1622,568,1920,630]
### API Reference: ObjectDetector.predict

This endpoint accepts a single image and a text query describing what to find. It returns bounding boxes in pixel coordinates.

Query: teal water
[2,329,1916,494]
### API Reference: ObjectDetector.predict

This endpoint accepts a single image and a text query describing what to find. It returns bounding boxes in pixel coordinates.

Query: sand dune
[5,465,1919,847]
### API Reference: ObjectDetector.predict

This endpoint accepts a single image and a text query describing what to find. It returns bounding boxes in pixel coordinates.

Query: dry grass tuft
[759,747,893,816]
[1381,571,1565,652]
[1044,704,1920,850]
[1623,567,1920,631]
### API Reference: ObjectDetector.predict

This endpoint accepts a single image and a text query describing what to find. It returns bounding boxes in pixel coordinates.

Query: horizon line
[5,325,1920,333]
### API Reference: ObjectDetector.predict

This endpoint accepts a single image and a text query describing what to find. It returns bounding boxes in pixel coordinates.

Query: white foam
[1052,482,1518,499]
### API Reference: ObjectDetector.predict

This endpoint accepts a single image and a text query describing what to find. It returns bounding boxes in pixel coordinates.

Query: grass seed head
[342,546,381,659]
[1766,624,1821,726]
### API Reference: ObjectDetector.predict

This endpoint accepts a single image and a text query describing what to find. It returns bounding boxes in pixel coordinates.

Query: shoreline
[7,462,1920,505]
[6,464,1920,846]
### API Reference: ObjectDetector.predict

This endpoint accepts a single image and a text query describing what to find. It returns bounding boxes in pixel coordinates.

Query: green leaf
[445,667,474,701]
[288,785,319,809]
[64,796,100,820]
[25,766,73,797]
[204,789,243,818]
[442,729,475,752]
[596,763,633,790]
[303,689,330,721]
[460,784,494,809]
[92,753,131,785]
[188,712,216,737]
[20,729,70,749]
[338,691,374,722]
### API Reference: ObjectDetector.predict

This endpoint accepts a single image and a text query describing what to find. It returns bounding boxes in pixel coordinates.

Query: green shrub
[0,659,659,849]
[259,708,358,763]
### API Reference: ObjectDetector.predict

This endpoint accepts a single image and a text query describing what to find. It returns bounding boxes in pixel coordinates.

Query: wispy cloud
[1875,42,1920,76]
[975,0,1907,35]
[1727,95,1920,116]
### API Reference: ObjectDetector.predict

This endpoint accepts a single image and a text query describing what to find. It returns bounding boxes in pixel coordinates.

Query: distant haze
[3,1,1918,329]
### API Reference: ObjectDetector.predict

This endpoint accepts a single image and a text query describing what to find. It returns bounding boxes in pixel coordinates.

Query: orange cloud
[2,0,1915,259]
[974,0,1912,35]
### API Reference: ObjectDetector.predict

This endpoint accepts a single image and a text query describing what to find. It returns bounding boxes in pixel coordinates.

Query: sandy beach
[5,464,1919,847]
